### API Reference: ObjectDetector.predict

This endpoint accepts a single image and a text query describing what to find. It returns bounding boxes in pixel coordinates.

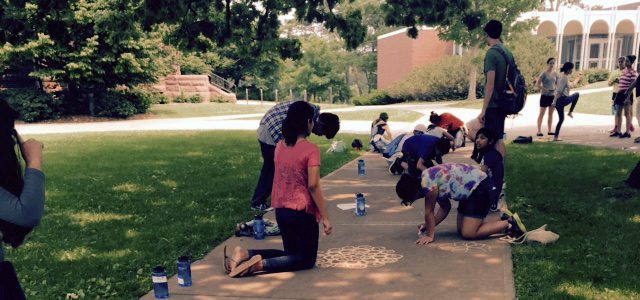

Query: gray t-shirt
[555,74,570,97]
[539,71,557,96]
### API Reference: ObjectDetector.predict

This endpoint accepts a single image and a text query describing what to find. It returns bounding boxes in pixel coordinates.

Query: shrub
[173,93,202,103]
[0,88,63,122]
[505,32,556,93]
[94,88,151,118]
[582,68,610,84]
[352,90,400,105]
[386,55,483,101]
[180,53,212,75]
[210,95,227,103]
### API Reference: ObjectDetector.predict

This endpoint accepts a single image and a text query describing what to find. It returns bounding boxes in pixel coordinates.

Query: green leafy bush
[180,53,212,75]
[352,90,400,105]
[505,32,556,93]
[582,68,610,84]
[95,88,151,118]
[0,88,63,122]
[386,55,483,101]
[173,93,202,103]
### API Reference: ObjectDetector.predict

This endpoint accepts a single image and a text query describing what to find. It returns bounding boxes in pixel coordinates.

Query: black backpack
[490,45,527,115]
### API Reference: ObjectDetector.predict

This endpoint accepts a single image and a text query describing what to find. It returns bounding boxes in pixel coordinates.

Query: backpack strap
[489,45,516,94]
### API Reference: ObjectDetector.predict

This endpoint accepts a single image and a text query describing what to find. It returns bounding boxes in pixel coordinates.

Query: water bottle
[152,266,169,299]
[176,256,192,287]
[355,193,366,216]
[357,159,365,176]
[253,215,266,240]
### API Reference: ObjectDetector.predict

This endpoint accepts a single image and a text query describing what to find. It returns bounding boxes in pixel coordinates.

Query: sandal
[536,133,543,137]
[223,245,248,274]
[229,255,262,278]
[547,132,554,136]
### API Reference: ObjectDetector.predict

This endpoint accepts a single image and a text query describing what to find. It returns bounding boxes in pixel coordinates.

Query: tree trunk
[467,46,478,101]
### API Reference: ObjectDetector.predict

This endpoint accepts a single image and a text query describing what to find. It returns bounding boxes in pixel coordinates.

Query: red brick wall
[377,29,454,89]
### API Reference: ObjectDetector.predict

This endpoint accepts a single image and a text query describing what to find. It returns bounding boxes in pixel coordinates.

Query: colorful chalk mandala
[316,245,403,269]
[437,242,491,253]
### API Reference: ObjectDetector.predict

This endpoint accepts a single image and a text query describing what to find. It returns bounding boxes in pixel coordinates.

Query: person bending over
[395,163,525,245]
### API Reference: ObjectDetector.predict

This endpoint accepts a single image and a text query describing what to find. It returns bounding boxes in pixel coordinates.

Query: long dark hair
[0,99,23,196]
[560,62,574,74]
[471,127,497,163]
[282,101,314,146]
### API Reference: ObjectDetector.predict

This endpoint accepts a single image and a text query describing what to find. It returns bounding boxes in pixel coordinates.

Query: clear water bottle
[152,266,169,299]
[355,193,366,216]
[357,159,365,176]
[253,215,266,240]
[176,256,192,287]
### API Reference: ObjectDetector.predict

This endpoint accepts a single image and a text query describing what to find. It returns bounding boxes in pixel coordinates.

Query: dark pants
[250,141,276,207]
[248,208,319,273]
[554,92,580,138]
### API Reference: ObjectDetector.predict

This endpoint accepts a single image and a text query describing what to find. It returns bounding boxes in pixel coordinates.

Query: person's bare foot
[567,112,573,118]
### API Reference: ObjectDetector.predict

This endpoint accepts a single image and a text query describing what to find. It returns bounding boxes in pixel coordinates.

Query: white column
[557,33,564,67]
[580,33,589,70]
[607,32,615,70]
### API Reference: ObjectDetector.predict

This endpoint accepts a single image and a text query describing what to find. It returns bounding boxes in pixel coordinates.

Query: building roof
[615,2,640,10]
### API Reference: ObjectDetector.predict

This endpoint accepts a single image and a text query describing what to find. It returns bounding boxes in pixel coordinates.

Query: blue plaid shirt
[259,101,319,144]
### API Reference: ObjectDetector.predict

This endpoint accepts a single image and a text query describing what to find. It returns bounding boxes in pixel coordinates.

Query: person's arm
[484,151,504,203]
[537,73,545,92]
[308,166,332,235]
[569,73,582,88]
[480,71,495,123]
[442,130,454,141]
[0,139,45,227]
[416,188,438,245]
[417,157,429,171]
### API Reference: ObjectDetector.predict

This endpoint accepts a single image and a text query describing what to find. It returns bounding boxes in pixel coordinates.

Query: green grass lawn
[148,102,351,119]
[572,90,614,115]
[575,80,610,90]
[507,143,640,299]
[4,131,363,299]
[332,109,424,122]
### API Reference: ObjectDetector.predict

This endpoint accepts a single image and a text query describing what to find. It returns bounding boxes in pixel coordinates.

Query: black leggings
[554,92,580,138]
[248,208,319,273]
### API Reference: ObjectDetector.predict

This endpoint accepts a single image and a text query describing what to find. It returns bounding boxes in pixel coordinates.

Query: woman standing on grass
[225,101,333,277]
[536,58,557,137]
[551,62,582,141]
[611,55,637,139]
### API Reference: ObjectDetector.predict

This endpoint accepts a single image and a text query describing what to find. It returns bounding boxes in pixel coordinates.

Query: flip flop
[536,133,543,137]
[229,255,262,278]
[222,245,232,274]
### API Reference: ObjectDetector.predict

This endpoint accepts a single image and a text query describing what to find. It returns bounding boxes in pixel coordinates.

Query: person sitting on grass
[395,163,525,245]
[471,128,504,212]
[370,112,392,152]
[225,101,332,278]
[429,111,466,148]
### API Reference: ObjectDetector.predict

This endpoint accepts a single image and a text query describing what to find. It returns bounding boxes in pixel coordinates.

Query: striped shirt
[618,68,638,91]
[257,101,320,145]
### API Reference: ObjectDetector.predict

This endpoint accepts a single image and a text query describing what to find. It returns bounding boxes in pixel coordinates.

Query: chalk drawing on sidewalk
[437,242,491,253]
[316,245,402,269]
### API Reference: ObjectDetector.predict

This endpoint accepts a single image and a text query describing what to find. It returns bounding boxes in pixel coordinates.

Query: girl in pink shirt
[226,101,334,277]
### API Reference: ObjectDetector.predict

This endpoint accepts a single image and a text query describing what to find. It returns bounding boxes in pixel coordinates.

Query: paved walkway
[141,146,514,300]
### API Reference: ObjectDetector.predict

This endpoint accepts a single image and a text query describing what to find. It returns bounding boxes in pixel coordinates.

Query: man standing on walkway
[250,101,340,210]
[477,20,512,159]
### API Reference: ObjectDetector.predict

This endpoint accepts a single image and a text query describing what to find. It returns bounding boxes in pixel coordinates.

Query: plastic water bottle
[152,266,169,299]
[355,193,366,216]
[357,159,365,176]
[253,215,266,240]
[176,256,192,287]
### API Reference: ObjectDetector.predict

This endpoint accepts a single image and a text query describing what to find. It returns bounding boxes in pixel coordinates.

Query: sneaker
[610,132,621,137]
[620,132,631,138]
[610,127,618,134]
[506,213,527,238]
[389,157,403,175]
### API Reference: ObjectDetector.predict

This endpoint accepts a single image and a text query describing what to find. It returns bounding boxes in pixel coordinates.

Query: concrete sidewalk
[140,147,515,300]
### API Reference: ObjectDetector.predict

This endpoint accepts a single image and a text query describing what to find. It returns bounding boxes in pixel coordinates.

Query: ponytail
[0,99,23,196]
[282,101,314,147]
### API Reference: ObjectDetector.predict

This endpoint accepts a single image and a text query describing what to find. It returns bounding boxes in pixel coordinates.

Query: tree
[139,0,368,87]
[278,36,350,101]
[383,0,540,100]
[0,0,172,115]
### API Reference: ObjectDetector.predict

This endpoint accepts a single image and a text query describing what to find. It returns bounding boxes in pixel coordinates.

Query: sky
[582,0,640,7]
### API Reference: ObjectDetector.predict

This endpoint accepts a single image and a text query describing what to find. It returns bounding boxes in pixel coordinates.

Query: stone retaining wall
[154,75,237,103]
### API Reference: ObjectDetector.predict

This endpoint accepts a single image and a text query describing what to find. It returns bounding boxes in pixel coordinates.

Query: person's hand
[551,101,557,107]
[477,111,485,124]
[480,165,489,173]
[415,235,434,245]
[21,139,44,170]
[322,218,332,236]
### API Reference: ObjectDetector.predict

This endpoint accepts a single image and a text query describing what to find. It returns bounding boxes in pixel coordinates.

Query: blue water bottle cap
[153,266,165,273]
[178,256,189,262]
